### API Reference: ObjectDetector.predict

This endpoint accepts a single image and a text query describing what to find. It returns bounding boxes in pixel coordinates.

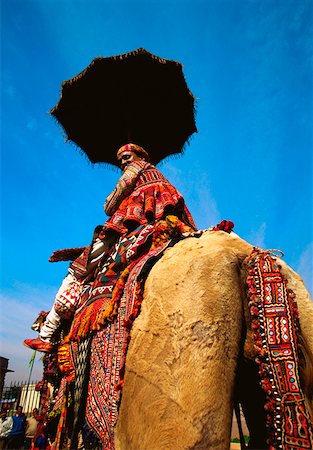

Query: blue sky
[1,0,312,382]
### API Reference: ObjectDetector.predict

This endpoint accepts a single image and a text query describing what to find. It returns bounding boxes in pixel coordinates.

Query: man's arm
[104,160,146,216]
[3,417,13,437]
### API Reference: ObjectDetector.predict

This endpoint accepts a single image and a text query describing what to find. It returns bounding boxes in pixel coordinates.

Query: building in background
[0,357,14,400]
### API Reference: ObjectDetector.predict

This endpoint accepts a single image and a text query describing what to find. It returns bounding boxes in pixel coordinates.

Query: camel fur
[115,231,313,450]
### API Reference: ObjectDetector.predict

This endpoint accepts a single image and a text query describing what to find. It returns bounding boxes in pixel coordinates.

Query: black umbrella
[50,48,197,167]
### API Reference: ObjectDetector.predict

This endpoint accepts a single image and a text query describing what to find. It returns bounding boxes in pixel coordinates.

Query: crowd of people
[0,406,49,450]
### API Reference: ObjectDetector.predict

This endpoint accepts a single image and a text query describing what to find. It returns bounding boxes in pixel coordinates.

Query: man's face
[0,411,7,420]
[117,150,142,171]
[17,406,22,415]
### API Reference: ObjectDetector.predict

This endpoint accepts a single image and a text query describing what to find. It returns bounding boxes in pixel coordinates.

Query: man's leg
[24,273,76,352]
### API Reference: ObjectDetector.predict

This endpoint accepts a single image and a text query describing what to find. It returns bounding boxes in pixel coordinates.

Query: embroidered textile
[104,161,196,234]
[54,278,84,320]
[84,237,172,447]
[69,245,91,278]
[49,247,86,263]
[54,216,192,449]
[49,378,71,450]
[245,248,313,449]
[116,143,150,162]
[104,160,145,216]
[212,219,234,233]
[66,224,155,342]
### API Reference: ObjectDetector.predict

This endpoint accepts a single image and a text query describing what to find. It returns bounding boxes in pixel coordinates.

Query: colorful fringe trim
[245,248,313,449]
[52,216,195,448]
[50,382,70,450]
[64,216,192,344]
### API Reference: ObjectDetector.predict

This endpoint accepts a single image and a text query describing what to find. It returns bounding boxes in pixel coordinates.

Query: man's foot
[23,337,54,353]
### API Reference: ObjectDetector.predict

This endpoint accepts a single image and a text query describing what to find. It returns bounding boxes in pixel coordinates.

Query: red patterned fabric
[245,248,313,449]
[116,143,150,162]
[53,217,192,449]
[69,246,91,278]
[84,236,173,448]
[65,224,154,342]
[54,280,84,319]
[104,161,196,233]
[212,219,234,233]
[48,247,86,263]
[50,381,69,450]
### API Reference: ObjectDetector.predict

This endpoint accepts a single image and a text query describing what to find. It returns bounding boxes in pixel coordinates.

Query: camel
[32,229,313,449]
[114,230,313,450]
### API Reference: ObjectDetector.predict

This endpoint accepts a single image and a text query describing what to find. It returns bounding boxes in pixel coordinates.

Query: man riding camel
[24,143,196,353]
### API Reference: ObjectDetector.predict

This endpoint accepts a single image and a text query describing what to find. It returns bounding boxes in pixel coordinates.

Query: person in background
[0,409,13,449]
[7,406,26,449]
[24,408,39,449]
[33,426,50,450]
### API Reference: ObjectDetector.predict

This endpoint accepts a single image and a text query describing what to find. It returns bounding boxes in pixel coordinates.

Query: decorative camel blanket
[246,248,313,450]
[52,216,193,449]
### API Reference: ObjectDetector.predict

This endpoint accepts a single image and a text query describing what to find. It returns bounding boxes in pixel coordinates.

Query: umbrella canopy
[50,48,197,167]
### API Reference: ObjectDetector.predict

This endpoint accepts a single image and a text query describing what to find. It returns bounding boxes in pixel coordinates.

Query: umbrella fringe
[50,48,196,107]
[49,108,196,170]
[49,106,197,169]
[111,47,171,65]
[67,140,120,172]
[58,48,182,88]
[48,111,121,171]
[48,110,69,146]
[156,134,195,167]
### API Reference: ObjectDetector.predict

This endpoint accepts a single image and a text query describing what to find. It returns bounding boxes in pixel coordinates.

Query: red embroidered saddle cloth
[55,216,193,449]
[246,249,313,449]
